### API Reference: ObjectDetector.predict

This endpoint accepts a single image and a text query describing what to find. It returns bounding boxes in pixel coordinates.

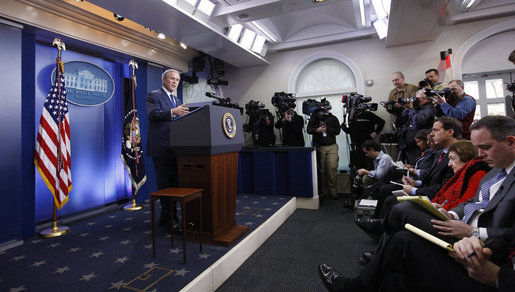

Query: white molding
[288,51,365,95]
[453,19,515,80]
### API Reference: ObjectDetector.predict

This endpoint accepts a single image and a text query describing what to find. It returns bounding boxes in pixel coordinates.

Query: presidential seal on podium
[222,112,236,138]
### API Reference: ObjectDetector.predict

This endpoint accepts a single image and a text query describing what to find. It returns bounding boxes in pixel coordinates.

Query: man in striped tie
[146,69,189,234]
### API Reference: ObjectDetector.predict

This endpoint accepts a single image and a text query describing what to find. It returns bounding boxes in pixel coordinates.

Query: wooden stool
[149,188,203,264]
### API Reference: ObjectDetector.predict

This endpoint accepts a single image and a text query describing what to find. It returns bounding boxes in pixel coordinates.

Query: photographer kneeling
[397,89,436,165]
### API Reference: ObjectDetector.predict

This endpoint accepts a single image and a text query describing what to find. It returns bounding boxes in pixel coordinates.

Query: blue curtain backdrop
[34,44,131,222]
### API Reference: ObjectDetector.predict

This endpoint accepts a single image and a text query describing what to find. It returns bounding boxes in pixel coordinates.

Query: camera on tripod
[302,98,332,121]
[271,92,297,119]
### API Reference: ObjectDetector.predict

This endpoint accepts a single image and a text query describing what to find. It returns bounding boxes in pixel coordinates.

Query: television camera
[302,98,333,121]
[271,92,296,119]
[342,93,378,124]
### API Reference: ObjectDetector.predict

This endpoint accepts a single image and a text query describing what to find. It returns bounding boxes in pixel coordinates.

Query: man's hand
[451,236,500,287]
[431,219,473,239]
[370,132,377,138]
[172,104,189,116]
[402,184,414,194]
[402,176,416,186]
[434,93,446,105]
[357,168,370,176]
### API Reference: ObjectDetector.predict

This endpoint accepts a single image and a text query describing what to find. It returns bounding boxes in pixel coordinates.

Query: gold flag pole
[39,38,70,238]
[123,60,143,211]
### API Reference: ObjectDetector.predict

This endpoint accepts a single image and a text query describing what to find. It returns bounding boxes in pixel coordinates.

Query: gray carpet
[217,195,376,291]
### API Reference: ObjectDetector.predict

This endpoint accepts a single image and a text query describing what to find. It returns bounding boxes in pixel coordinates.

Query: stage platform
[0,194,297,291]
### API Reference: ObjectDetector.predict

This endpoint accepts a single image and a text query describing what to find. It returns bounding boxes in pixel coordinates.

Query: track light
[113,13,125,21]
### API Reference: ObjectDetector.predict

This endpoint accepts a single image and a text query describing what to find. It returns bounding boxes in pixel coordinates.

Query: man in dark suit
[319,115,515,291]
[146,69,189,233]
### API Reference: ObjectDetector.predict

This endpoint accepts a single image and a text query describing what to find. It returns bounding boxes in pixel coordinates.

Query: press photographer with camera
[306,98,341,200]
[433,79,476,139]
[341,93,385,170]
[397,89,437,164]
[385,71,418,129]
[243,100,276,147]
[272,92,304,147]
[424,68,447,90]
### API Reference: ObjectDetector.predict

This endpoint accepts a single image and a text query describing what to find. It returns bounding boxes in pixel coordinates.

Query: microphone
[206,92,230,102]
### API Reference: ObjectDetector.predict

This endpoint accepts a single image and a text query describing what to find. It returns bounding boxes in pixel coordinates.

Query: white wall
[462,29,515,74]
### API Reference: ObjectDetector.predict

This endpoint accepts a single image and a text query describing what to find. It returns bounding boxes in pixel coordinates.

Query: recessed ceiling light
[237,13,250,20]
[157,33,166,39]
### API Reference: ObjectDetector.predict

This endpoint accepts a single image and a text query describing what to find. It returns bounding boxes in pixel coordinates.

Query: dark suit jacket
[415,149,454,199]
[451,166,515,238]
[146,88,175,157]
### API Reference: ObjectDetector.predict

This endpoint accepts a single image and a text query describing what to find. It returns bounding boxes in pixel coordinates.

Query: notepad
[405,223,454,252]
[397,196,449,221]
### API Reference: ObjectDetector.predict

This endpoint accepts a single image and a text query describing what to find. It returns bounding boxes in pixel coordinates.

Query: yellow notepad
[397,196,449,221]
[405,223,454,252]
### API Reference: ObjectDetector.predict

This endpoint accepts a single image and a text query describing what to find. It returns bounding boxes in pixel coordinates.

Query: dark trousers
[373,183,402,218]
[152,156,179,222]
[359,230,495,292]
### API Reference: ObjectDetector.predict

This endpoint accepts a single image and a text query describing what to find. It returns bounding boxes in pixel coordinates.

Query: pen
[440,200,448,208]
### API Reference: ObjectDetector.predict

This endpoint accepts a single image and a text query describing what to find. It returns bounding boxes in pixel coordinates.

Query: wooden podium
[169,105,248,246]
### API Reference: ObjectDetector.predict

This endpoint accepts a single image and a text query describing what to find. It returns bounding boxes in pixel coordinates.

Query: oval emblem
[51,61,115,106]
[222,112,236,138]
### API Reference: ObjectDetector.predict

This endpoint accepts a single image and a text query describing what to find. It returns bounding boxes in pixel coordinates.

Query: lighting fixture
[359,0,366,27]
[251,21,277,43]
[157,33,166,39]
[180,42,188,49]
[371,0,390,19]
[373,18,388,39]
[240,29,256,50]
[466,0,476,9]
[183,0,198,6]
[227,24,243,42]
[113,13,125,21]
[197,0,215,16]
[251,35,266,54]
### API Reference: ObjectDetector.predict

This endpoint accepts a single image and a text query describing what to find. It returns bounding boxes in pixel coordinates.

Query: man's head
[415,89,432,107]
[425,69,440,84]
[392,71,405,90]
[448,80,465,102]
[470,116,515,169]
[431,116,462,148]
[509,50,515,65]
[162,69,181,93]
[362,139,381,159]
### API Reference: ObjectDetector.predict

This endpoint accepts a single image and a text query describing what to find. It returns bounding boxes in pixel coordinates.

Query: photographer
[306,99,341,200]
[341,101,385,170]
[425,68,447,90]
[385,71,418,129]
[397,89,437,164]
[244,100,276,147]
[434,80,476,139]
[275,106,304,146]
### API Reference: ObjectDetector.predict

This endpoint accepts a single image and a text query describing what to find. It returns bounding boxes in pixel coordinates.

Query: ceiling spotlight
[157,33,166,39]
[113,13,125,21]
[180,42,188,49]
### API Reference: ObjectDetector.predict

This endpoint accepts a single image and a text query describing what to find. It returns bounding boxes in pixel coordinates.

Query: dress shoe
[318,264,345,292]
[359,252,373,266]
[356,218,383,242]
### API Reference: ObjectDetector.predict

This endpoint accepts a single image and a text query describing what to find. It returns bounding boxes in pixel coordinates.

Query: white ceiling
[87,0,515,68]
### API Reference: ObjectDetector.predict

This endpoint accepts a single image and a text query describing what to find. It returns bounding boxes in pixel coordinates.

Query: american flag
[34,59,72,209]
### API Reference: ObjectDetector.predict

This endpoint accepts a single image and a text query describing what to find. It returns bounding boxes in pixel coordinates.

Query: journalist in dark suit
[146,69,189,231]
[319,115,515,291]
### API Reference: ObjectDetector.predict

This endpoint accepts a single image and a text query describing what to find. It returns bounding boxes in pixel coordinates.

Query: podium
[169,105,248,246]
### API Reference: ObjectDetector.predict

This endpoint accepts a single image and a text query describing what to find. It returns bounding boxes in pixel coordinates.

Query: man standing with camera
[386,71,418,129]
[307,99,341,200]
[275,106,304,147]
[434,79,476,139]
[425,68,447,90]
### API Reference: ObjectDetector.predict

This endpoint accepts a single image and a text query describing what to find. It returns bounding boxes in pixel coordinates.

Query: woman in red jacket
[432,140,491,210]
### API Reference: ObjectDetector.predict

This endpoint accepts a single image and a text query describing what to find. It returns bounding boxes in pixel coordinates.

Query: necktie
[461,169,507,223]
[170,94,177,108]
[436,151,445,164]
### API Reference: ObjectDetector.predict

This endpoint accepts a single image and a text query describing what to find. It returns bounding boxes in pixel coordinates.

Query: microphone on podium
[206,92,230,102]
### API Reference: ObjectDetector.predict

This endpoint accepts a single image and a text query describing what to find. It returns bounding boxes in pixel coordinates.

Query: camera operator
[244,100,276,147]
[397,89,436,164]
[306,99,341,200]
[433,79,476,139]
[275,106,304,146]
[385,71,418,129]
[341,99,385,170]
[425,68,447,90]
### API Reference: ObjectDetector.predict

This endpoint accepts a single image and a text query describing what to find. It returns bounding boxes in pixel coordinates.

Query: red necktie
[436,152,444,164]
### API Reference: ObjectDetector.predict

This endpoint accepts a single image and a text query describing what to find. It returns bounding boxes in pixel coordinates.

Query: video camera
[302,98,333,121]
[245,100,266,117]
[342,93,378,113]
[506,82,515,93]
[271,92,296,112]
[425,87,452,99]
